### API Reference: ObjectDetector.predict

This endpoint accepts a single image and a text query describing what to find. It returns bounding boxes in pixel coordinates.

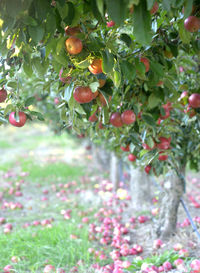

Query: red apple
[184,16,200,32]
[89,112,98,122]
[120,145,130,152]
[190,259,200,273]
[107,21,115,27]
[150,1,159,14]
[3,265,13,273]
[140,57,150,72]
[158,152,168,161]
[73,86,93,103]
[145,165,152,174]
[109,112,123,127]
[0,88,7,102]
[121,110,136,125]
[156,137,171,150]
[188,93,200,108]
[44,265,55,273]
[128,154,136,162]
[9,112,27,127]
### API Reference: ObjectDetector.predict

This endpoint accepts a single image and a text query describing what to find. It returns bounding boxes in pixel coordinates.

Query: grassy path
[0,125,97,272]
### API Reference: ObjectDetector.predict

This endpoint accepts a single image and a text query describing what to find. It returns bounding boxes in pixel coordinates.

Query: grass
[20,159,84,182]
[0,140,13,148]
[0,223,94,272]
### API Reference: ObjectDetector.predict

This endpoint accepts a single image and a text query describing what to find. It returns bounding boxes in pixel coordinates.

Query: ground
[0,124,199,273]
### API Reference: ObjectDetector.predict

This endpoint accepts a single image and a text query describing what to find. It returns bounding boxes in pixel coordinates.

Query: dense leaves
[0,0,199,174]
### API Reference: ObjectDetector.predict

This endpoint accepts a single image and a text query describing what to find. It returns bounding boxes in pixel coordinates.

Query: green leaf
[0,116,8,123]
[23,16,38,27]
[30,111,45,121]
[91,0,103,21]
[25,97,36,107]
[183,0,193,18]
[121,61,136,82]
[142,113,156,127]
[135,58,146,74]
[6,0,23,17]
[162,0,171,11]
[150,61,164,77]
[7,80,17,89]
[56,36,66,55]
[146,0,155,10]
[64,83,74,102]
[96,0,104,16]
[105,0,127,25]
[56,2,69,20]
[178,21,191,44]
[146,136,155,148]
[89,82,99,92]
[64,2,75,25]
[4,104,15,116]
[101,49,114,74]
[76,59,91,69]
[28,25,44,44]
[23,62,33,77]
[102,107,109,124]
[119,33,132,47]
[148,94,161,109]
[113,70,121,88]
[133,0,152,45]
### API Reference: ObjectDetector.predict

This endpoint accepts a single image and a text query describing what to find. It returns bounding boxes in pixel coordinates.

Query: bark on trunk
[156,168,185,239]
[129,166,152,209]
[110,152,120,192]
[92,144,110,172]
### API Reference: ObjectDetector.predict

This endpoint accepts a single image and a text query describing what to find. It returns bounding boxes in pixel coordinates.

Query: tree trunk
[156,168,185,239]
[129,165,152,210]
[110,152,120,192]
[91,144,110,172]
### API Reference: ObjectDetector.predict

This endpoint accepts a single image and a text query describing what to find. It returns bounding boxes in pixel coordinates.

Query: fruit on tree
[120,145,130,152]
[158,152,168,161]
[128,154,136,162]
[9,112,27,127]
[65,36,83,55]
[88,59,103,74]
[150,1,159,14]
[121,110,136,125]
[92,90,99,99]
[65,26,80,36]
[99,93,111,106]
[89,112,98,122]
[109,112,123,127]
[188,93,200,108]
[160,106,170,120]
[184,16,200,32]
[140,57,150,72]
[145,165,152,174]
[54,97,59,105]
[98,79,106,88]
[0,88,7,102]
[59,68,71,83]
[164,50,173,59]
[107,21,115,27]
[142,142,156,150]
[73,86,93,103]
[156,137,171,150]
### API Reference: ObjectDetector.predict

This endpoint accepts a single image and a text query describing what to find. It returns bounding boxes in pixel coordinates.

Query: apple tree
[0,0,200,238]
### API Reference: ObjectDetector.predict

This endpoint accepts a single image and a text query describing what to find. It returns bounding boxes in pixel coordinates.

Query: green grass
[0,223,94,272]
[20,159,84,182]
[0,161,14,171]
[0,140,13,148]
